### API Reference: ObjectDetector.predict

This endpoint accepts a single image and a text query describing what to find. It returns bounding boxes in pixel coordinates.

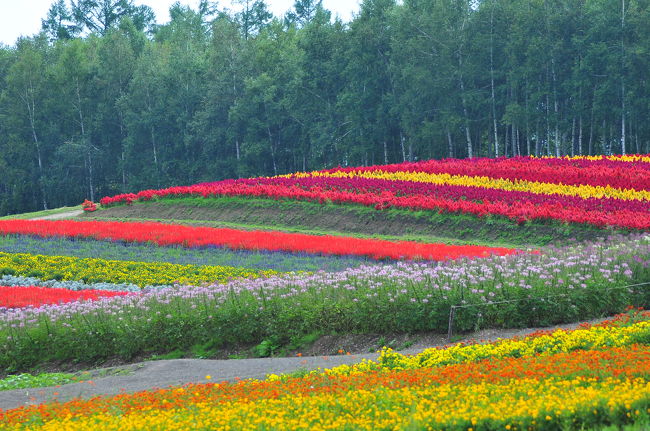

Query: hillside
[87,155,645,247]
[1,154,650,430]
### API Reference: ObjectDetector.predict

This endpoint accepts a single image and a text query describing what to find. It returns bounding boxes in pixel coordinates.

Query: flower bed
[2,311,649,430]
[0,219,519,261]
[99,155,650,229]
[0,286,128,309]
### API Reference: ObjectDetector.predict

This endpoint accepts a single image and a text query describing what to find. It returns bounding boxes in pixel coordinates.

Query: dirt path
[0,317,610,411]
[30,210,83,220]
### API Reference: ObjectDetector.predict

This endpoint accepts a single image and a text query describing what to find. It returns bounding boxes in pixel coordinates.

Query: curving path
[0,317,609,411]
[0,353,377,411]
[30,209,83,220]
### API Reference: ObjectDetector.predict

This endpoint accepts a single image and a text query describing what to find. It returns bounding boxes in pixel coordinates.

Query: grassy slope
[88,196,624,248]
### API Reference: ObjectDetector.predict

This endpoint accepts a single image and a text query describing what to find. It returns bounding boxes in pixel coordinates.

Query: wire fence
[446,281,650,342]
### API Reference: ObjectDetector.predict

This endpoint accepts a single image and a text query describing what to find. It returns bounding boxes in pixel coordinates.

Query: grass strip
[91,196,620,247]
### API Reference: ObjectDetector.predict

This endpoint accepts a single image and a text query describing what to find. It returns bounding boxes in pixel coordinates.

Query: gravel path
[0,317,610,411]
[30,210,83,220]
[0,353,377,410]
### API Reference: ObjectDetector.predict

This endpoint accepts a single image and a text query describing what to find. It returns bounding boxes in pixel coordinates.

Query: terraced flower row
[3,311,649,430]
[99,154,650,229]
[314,154,650,191]
[1,234,647,372]
[319,314,650,375]
[293,167,650,200]
[0,219,517,261]
[0,233,370,273]
[0,252,276,288]
[547,154,650,163]
[0,286,128,309]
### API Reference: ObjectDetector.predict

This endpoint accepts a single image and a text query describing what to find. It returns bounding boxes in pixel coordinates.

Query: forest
[0,0,648,215]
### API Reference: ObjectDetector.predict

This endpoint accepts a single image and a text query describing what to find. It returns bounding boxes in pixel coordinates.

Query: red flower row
[0,219,519,261]
[0,286,128,309]
[100,181,650,229]
[320,155,650,191]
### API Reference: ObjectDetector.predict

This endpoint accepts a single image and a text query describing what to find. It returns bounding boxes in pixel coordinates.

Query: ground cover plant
[0,372,78,392]
[99,155,650,229]
[2,310,649,430]
[1,233,648,372]
[0,219,517,261]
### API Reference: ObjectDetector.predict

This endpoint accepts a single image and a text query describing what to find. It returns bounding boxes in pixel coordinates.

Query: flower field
[0,234,370,273]
[1,233,648,372]
[2,310,649,430]
[100,155,650,229]
[1,155,650,429]
[0,219,517,261]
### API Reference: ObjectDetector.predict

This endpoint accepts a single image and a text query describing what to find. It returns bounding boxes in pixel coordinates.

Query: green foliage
[1,0,649,215]
[253,336,282,358]
[0,372,77,391]
[148,350,185,361]
[1,235,649,372]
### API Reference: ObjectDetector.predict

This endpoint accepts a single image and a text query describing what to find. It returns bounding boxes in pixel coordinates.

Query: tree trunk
[489,5,499,158]
[525,85,531,156]
[267,127,277,175]
[75,78,93,202]
[588,88,595,155]
[87,151,94,203]
[620,0,626,155]
[535,114,541,156]
[457,48,473,158]
[621,79,626,155]
[546,92,551,156]
[546,0,561,157]
[578,116,583,156]
[571,117,576,157]
[119,113,127,191]
[151,127,158,169]
[24,90,47,210]
[383,140,389,164]
[446,128,454,158]
[515,126,520,156]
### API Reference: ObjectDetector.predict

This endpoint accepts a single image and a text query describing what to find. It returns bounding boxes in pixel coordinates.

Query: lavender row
[1,235,648,370]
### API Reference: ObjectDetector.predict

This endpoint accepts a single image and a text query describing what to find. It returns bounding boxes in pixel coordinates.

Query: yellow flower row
[0,252,277,287]
[314,320,650,376]
[287,169,650,201]
[11,377,649,430]
[539,154,650,163]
